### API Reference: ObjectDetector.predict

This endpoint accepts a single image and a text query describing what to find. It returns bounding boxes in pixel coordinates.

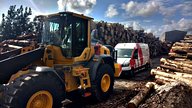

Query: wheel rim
[27,90,53,108]
[101,74,111,92]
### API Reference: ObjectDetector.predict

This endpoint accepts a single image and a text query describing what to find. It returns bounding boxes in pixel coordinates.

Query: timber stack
[0,33,38,53]
[0,21,168,57]
[127,35,192,108]
[151,34,192,87]
[91,21,168,57]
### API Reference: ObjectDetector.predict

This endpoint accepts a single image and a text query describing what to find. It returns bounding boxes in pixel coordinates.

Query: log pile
[151,34,192,86]
[0,33,37,53]
[127,35,192,108]
[0,21,169,57]
[91,21,168,57]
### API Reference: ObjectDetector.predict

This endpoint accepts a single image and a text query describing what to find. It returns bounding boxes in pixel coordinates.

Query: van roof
[115,43,148,49]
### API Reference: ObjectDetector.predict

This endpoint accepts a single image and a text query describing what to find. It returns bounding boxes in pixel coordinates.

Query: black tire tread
[91,64,114,101]
[1,72,65,108]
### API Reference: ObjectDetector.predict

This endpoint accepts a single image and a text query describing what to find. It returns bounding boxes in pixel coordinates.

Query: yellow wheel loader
[0,12,122,108]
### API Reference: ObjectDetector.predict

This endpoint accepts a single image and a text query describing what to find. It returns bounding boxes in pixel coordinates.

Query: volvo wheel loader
[0,12,122,108]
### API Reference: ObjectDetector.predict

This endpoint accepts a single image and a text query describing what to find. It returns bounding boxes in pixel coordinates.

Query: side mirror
[113,50,117,62]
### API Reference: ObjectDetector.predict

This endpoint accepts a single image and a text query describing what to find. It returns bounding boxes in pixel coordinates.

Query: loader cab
[41,12,92,59]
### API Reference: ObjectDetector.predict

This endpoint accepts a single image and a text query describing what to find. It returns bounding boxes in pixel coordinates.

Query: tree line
[0,5,40,41]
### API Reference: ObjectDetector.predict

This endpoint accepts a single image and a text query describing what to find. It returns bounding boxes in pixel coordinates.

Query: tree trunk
[160,64,192,74]
[127,82,154,108]
[180,40,192,43]
[174,59,192,64]
[160,58,192,69]
[173,42,192,47]
[155,75,176,82]
[151,69,192,87]
[169,52,186,59]
[173,71,192,79]
[171,46,192,53]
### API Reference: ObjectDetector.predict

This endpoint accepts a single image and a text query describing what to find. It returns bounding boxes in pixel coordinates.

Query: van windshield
[117,49,133,58]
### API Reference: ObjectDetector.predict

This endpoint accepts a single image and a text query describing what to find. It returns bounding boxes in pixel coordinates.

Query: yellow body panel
[100,45,110,55]
[114,63,122,77]
[73,67,91,89]
[43,45,74,67]
[74,48,91,62]
[43,45,94,92]
[64,71,79,92]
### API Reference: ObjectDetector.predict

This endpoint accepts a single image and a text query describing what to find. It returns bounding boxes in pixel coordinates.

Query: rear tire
[2,72,65,108]
[91,64,114,101]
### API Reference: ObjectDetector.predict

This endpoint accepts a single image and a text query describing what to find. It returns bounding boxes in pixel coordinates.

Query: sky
[0,0,192,37]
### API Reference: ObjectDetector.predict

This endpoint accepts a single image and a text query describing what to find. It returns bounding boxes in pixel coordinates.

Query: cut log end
[127,103,136,108]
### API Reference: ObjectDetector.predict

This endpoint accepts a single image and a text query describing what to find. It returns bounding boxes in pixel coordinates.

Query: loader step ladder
[73,68,91,89]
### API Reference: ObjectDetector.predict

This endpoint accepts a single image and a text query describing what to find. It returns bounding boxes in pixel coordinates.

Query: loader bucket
[0,47,44,84]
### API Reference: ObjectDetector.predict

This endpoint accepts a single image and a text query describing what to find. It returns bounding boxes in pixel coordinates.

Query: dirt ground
[139,82,192,108]
[64,55,167,108]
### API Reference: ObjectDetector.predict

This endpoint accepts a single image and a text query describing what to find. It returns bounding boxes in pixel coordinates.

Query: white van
[115,43,150,76]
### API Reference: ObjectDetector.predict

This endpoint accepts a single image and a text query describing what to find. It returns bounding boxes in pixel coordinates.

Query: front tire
[2,72,65,108]
[91,64,114,101]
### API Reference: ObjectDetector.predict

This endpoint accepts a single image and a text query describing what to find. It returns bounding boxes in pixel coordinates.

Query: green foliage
[1,5,33,39]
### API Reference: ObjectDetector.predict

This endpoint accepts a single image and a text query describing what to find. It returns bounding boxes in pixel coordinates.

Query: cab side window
[72,18,88,57]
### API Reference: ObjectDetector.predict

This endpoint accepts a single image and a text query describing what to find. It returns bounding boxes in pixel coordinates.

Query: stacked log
[128,35,192,107]
[0,21,168,57]
[0,33,37,53]
[151,34,192,86]
[91,21,168,57]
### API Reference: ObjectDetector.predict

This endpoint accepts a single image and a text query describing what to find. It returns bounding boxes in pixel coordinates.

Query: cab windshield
[41,13,88,57]
[117,49,133,58]
[41,15,72,49]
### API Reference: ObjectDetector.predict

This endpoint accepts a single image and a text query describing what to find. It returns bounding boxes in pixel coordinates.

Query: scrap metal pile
[91,21,168,57]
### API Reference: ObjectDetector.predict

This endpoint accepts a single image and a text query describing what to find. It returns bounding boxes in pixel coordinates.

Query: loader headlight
[36,67,42,71]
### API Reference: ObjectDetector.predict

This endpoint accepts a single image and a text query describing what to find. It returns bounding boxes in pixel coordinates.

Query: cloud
[159,1,192,17]
[121,1,159,17]
[57,0,96,15]
[162,18,192,32]
[105,4,118,18]
[147,18,192,37]
[131,21,144,30]
[120,21,143,30]
[121,0,192,17]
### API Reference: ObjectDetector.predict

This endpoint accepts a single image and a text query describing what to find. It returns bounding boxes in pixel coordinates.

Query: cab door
[72,17,88,57]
